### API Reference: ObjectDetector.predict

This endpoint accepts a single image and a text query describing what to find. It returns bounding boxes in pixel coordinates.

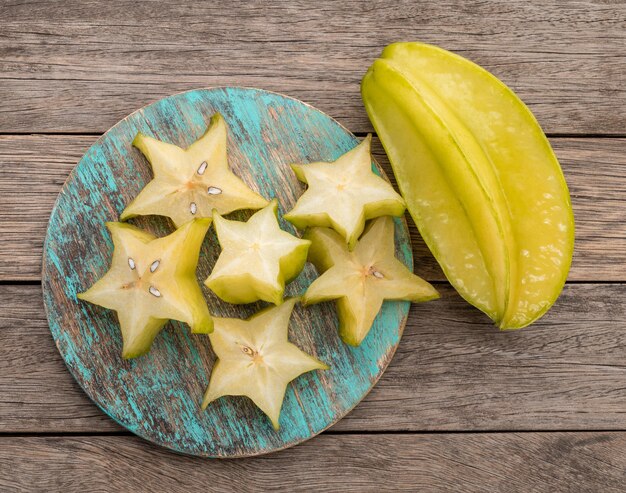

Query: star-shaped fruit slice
[303,216,439,346]
[78,219,213,358]
[121,113,269,228]
[284,135,405,249]
[205,199,311,305]
[202,298,328,429]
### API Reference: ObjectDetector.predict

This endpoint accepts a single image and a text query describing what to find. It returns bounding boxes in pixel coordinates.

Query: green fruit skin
[362,42,574,329]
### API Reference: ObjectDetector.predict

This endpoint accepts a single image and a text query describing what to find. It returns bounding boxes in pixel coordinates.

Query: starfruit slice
[205,199,310,305]
[121,113,268,228]
[284,135,405,249]
[361,42,575,329]
[202,298,328,429]
[78,219,213,358]
[303,217,438,346]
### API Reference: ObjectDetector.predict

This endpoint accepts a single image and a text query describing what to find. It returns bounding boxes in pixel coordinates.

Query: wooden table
[1,1,625,491]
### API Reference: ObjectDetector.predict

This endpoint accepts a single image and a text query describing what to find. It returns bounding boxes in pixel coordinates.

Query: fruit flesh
[121,113,268,228]
[284,135,405,249]
[78,219,213,358]
[205,199,311,305]
[304,217,439,345]
[362,42,574,328]
[202,298,328,429]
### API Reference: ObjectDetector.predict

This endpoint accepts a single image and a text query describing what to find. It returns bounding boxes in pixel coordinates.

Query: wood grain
[1,0,624,486]
[1,433,625,492]
[1,135,624,282]
[3,283,626,433]
[1,0,624,134]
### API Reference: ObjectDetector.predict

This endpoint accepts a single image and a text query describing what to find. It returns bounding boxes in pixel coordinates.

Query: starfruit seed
[148,286,162,297]
[150,260,160,273]
[240,345,256,356]
[197,161,208,175]
[128,257,136,270]
[207,186,222,195]
[190,202,197,215]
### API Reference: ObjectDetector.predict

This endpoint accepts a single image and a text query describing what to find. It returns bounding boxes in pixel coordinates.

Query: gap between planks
[4,280,626,286]
[0,132,625,138]
[1,433,625,492]
[4,429,626,438]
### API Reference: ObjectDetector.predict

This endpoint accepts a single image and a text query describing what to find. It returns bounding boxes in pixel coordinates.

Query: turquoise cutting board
[42,87,413,457]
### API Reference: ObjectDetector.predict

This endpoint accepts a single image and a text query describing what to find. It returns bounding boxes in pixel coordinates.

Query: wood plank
[2,283,626,433]
[1,0,624,134]
[1,135,624,282]
[1,433,625,492]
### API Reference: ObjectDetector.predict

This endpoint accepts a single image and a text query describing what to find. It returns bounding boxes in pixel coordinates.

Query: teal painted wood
[42,88,413,457]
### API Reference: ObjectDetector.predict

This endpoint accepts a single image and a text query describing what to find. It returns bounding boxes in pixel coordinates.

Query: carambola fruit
[361,42,574,329]
[121,113,269,228]
[78,219,213,358]
[284,135,405,249]
[202,298,328,429]
[303,216,439,346]
[205,199,311,305]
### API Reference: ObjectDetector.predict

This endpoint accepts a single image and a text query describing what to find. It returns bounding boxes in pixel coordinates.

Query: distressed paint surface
[42,88,413,458]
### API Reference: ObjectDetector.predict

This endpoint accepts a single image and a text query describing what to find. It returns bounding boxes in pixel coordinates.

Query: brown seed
[240,345,256,356]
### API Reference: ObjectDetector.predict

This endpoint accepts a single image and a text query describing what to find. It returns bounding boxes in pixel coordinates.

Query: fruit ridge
[362,42,574,329]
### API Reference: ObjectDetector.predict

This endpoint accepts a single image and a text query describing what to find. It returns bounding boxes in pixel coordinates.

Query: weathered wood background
[1,0,625,490]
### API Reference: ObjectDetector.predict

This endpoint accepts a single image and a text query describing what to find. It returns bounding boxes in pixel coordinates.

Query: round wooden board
[42,87,413,458]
